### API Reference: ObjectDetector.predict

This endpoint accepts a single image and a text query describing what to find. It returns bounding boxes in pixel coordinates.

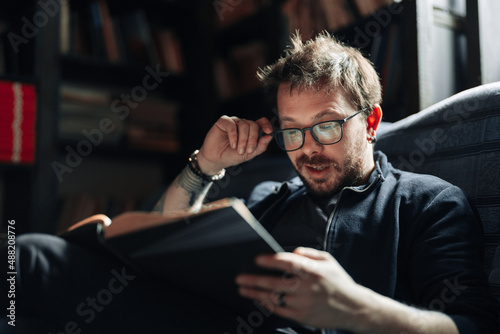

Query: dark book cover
[63,198,285,312]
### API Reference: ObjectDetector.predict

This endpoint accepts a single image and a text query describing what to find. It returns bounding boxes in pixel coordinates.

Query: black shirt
[270,192,339,252]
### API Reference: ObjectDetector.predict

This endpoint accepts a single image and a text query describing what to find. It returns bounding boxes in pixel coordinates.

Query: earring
[370,136,377,144]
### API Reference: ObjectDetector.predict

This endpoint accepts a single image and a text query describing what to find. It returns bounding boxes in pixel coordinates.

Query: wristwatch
[188,150,225,182]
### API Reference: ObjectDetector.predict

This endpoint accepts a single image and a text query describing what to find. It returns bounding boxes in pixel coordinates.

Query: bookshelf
[50,0,205,234]
[0,0,493,235]
[0,0,205,235]
[0,1,39,235]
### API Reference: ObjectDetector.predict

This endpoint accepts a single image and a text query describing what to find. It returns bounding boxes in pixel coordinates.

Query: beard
[292,149,365,199]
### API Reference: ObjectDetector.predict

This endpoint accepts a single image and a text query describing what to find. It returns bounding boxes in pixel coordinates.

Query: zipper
[323,189,345,251]
[322,174,382,251]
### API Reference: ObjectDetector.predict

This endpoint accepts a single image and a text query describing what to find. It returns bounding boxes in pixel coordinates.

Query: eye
[284,130,302,143]
[317,122,336,132]
[314,122,341,142]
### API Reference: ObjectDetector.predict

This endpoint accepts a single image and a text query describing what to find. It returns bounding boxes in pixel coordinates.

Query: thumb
[253,133,273,156]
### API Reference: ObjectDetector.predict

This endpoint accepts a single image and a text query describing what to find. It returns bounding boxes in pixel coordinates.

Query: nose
[300,129,322,155]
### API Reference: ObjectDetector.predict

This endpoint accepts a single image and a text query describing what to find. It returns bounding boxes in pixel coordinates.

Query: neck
[360,149,376,184]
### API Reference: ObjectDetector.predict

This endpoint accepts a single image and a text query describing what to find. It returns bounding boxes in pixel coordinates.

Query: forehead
[276,83,354,123]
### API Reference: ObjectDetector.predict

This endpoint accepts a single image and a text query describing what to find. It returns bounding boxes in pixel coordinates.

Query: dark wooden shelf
[215,3,288,57]
[0,162,33,172]
[59,55,189,98]
[0,1,35,20]
[57,139,181,161]
[0,74,36,84]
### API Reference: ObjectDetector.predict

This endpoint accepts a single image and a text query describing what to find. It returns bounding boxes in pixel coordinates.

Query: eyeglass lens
[275,121,342,151]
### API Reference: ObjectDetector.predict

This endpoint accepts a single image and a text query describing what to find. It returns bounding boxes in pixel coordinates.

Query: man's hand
[235,247,459,334]
[236,247,369,331]
[153,116,273,214]
[197,116,273,175]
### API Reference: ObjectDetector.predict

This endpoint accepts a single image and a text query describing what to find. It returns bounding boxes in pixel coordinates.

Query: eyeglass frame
[271,108,368,152]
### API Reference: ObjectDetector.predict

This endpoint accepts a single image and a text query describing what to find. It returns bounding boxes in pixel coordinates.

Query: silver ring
[278,292,286,308]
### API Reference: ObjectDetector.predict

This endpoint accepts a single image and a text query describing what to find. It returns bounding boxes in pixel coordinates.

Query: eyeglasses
[272,108,367,152]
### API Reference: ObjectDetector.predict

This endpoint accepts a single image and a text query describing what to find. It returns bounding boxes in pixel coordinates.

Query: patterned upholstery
[375,82,500,303]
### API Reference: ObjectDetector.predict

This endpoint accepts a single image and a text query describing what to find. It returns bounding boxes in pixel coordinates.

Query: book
[151,28,184,74]
[282,0,356,37]
[63,197,284,311]
[96,0,120,63]
[88,1,107,60]
[0,80,37,164]
[118,9,158,66]
[126,97,180,152]
[214,0,261,28]
[59,0,71,54]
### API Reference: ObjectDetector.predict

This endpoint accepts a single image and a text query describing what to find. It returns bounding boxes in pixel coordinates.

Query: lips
[305,164,331,179]
[296,154,341,181]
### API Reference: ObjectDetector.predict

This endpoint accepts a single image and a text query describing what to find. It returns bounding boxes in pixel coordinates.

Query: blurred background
[0,0,499,235]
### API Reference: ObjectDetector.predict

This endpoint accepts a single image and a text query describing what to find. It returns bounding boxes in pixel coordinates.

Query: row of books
[0,80,37,164]
[214,41,267,100]
[214,0,393,32]
[282,0,394,39]
[213,0,265,28]
[214,0,402,104]
[59,83,180,153]
[60,0,184,73]
[282,0,356,38]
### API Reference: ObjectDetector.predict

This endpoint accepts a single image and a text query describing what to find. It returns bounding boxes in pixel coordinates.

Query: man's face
[277,83,374,198]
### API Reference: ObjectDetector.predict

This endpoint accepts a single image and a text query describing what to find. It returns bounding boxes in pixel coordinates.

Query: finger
[255,117,273,134]
[238,285,281,303]
[255,252,316,276]
[293,247,332,261]
[236,120,250,155]
[245,121,260,154]
[254,295,302,326]
[218,116,239,150]
[238,285,300,311]
[236,273,300,293]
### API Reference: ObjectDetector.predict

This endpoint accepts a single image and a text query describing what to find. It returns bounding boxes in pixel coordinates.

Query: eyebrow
[280,109,340,124]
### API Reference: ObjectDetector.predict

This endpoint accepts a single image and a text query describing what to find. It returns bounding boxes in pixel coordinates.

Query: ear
[366,104,382,136]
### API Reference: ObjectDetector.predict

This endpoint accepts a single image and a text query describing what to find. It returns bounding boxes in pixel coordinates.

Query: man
[154,32,499,333]
[2,32,499,333]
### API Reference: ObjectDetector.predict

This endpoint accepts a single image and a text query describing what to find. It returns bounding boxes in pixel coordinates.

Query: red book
[0,80,37,164]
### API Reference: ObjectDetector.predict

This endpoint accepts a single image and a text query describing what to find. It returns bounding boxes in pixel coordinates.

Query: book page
[105,197,233,238]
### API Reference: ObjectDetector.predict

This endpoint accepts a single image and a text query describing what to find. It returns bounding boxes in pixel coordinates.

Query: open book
[62,198,284,311]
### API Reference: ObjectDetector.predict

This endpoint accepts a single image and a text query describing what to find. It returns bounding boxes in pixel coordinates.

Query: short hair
[257,31,382,115]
